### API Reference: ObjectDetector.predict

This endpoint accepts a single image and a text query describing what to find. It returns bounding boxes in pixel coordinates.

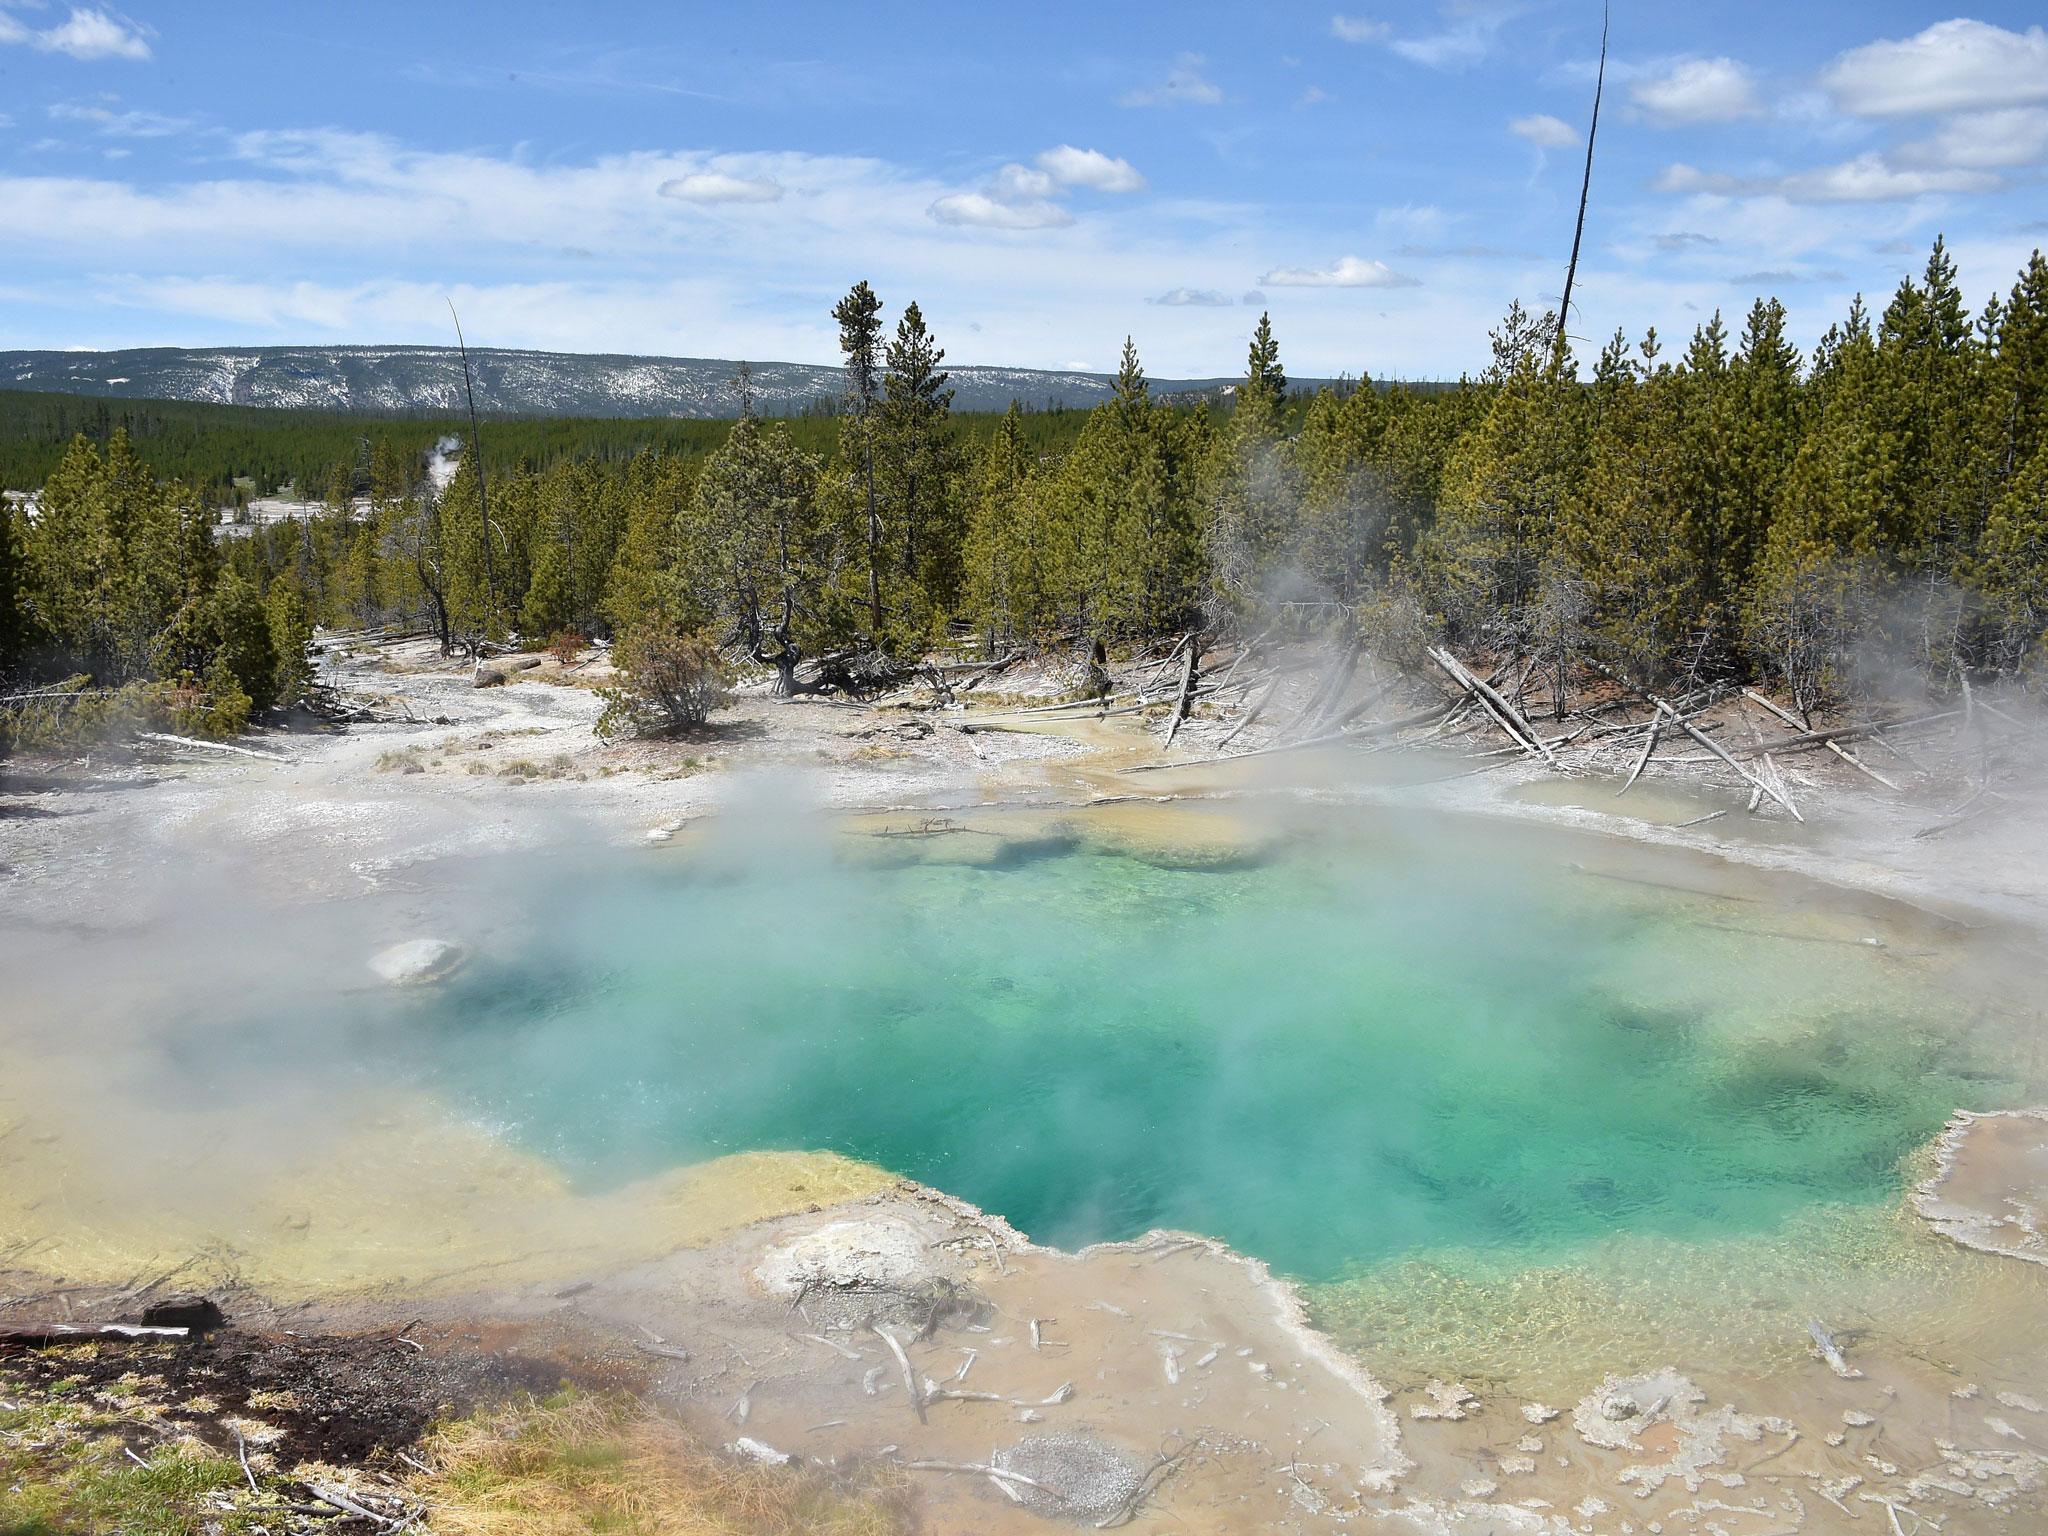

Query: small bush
[547,629,588,666]
[597,625,733,739]
[2,667,250,753]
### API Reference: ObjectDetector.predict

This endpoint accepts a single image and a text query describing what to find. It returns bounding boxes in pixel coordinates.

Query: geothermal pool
[231,806,2030,1384]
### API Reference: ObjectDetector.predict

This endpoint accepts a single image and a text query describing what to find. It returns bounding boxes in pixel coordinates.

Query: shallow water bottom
[7,801,2045,1398]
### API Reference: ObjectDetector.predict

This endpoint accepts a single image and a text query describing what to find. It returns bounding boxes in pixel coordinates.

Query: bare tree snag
[1161,632,1201,748]
[1555,0,1608,368]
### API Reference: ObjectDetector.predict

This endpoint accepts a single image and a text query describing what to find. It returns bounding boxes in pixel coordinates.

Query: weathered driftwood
[1160,634,1201,749]
[308,1483,407,1527]
[1616,713,1663,797]
[137,732,287,762]
[1808,1318,1864,1379]
[1214,676,1281,751]
[1124,702,1450,774]
[873,1326,925,1423]
[1742,689,1901,791]
[1583,660,1800,819]
[0,1323,190,1346]
[959,649,1026,692]
[634,1339,691,1362]
[1656,690,1801,821]
[1732,709,1960,757]
[1328,674,1406,732]
[1282,640,1360,741]
[899,1459,1056,1495]
[1428,648,1556,766]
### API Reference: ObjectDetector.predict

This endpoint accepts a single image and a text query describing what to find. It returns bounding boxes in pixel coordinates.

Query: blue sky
[2,1,2045,379]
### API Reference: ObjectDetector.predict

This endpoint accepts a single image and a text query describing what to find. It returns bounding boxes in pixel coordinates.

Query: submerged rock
[369,938,465,986]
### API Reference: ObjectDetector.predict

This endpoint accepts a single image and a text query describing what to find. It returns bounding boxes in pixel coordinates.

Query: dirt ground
[5,633,2048,1534]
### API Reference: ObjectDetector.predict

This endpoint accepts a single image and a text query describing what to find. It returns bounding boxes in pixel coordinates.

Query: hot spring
[13,800,2042,1392]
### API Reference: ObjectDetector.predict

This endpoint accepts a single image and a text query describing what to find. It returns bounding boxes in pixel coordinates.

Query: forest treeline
[0,387,1100,504]
[3,238,2046,744]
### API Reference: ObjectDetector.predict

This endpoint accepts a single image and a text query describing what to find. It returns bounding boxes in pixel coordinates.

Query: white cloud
[1148,287,1234,307]
[1035,145,1145,194]
[1630,57,1762,124]
[1344,3,1521,70]
[9,114,2003,383]
[927,191,1073,230]
[1374,203,1449,238]
[1121,52,1222,107]
[1510,112,1578,149]
[48,101,191,137]
[1655,154,2000,203]
[1896,107,2048,172]
[1822,19,2048,118]
[7,6,153,61]
[658,170,783,204]
[988,163,1055,201]
[1330,15,1389,43]
[1258,255,1418,288]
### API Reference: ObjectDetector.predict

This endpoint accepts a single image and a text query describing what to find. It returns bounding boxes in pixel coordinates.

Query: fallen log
[1729,709,1960,757]
[1616,713,1662,797]
[1215,675,1281,751]
[1160,634,1201,749]
[1649,688,1801,821]
[0,1323,190,1347]
[136,732,288,762]
[1741,689,1901,791]
[1582,661,1800,820]
[1124,702,1451,774]
[1428,648,1556,766]
[958,648,1025,692]
[1282,639,1360,741]
[873,1326,925,1424]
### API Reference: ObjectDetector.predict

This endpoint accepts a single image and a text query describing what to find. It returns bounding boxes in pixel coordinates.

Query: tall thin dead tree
[1554,1,1608,370]
[447,299,497,637]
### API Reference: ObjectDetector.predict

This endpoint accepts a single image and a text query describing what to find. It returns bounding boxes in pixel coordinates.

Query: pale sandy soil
[4,634,2048,1534]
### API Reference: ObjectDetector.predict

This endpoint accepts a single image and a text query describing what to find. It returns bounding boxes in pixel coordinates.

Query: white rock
[369,938,465,985]
[754,1217,933,1296]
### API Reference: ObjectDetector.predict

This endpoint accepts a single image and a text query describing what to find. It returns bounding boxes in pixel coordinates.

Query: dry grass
[409,1394,917,1536]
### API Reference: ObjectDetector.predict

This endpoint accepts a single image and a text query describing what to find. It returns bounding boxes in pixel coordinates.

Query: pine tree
[1292,381,1392,602]
[209,566,278,713]
[687,416,835,694]
[1047,340,1205,638]
[879,300,963,637]
[21,435,121,679]
[961,403,1037,650]
[1969,435,2048,675]
[832,280,886,634]
[1424,301,1581,649]
[1205,316,1296,611]
[0,493,22,683]
[265,573,317,706]
[1557,331,1698,681]
[604,451,696,636]
[1245,312,1286,398]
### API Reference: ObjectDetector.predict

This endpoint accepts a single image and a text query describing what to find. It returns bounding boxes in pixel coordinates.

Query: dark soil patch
[3,1323,571,1467]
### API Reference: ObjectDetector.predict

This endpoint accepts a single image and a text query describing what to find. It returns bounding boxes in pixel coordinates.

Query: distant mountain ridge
[0,344,1337,418]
